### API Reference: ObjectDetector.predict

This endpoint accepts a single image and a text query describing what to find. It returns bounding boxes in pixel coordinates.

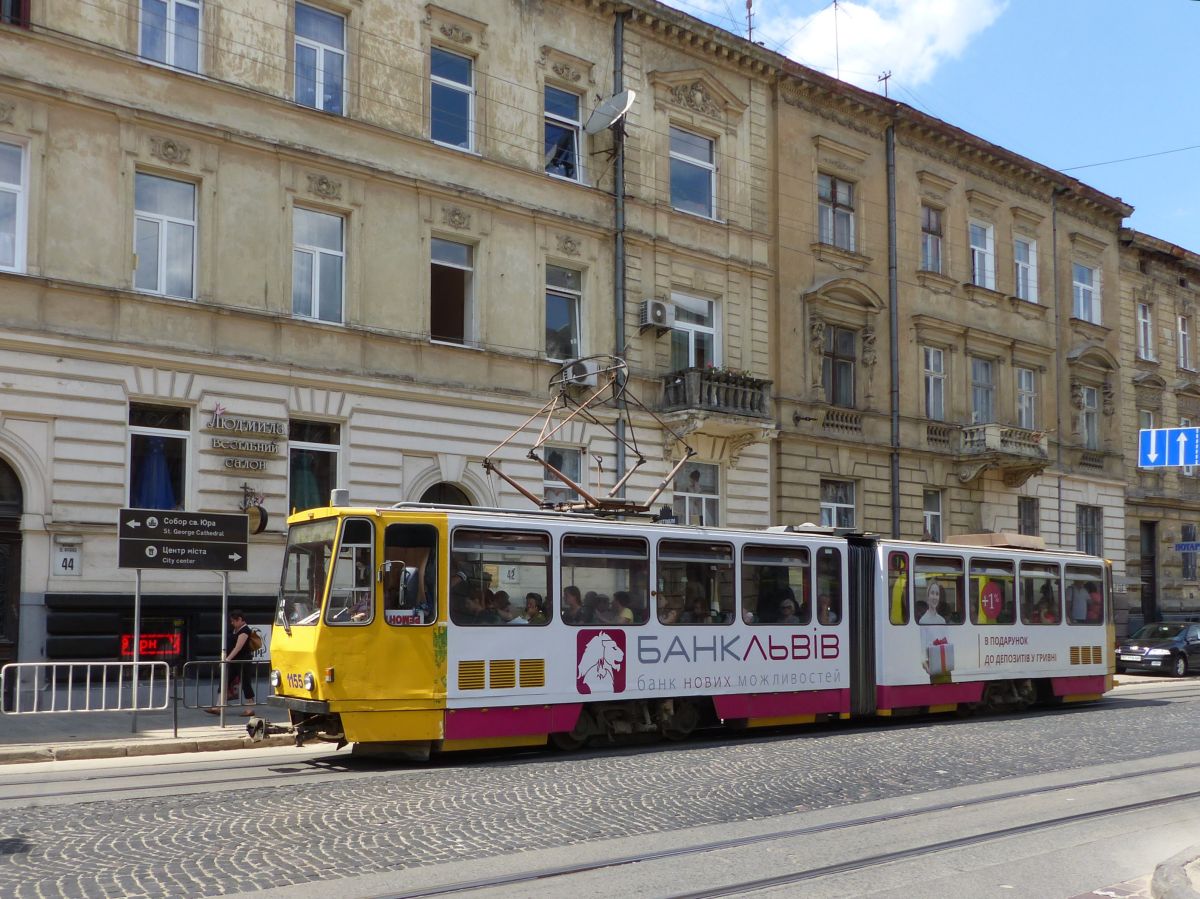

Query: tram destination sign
[118,509,248,571]
[1139,427,1200,469]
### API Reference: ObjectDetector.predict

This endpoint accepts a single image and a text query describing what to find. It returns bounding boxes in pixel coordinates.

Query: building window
[820,479,855,528]
[920,205,942,273]
[969,221,995,290]
[1138,408,1154,431]
[1016,367,1037,430]
[673,461,719,526]
[1080,385,1099,449]
[133,173,196,299]
[294,3,345,114]
[140,0,201,72]
[823,325,856,408]
[1179,316,1193,370]
[923,490,943,541]
[0,140,26,273]
[1014,236,1037,302]
[1076,504,1102,556]
[430,46,473,150]
[544,446,581,506]
[1184,524,1198,581]
[1,0,31,27]
[292,207,344,323]
[1018,496,1039,537]
[430,238,473,344]
[1073,263,1101,324]
[1137,303,1155,360]
[128,403,189,510]
[544,86,582,181]
[289,420,339,512]
[818,174,855,250]
[970,356,995,424]
[669,293,717,370]
[923,346,945,422]
[545,264,581,361]
[669,127,715,218]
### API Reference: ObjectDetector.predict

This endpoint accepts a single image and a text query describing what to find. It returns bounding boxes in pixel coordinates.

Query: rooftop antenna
[746,0,753,41]
[877,70,891,98]
[833,0,841,81]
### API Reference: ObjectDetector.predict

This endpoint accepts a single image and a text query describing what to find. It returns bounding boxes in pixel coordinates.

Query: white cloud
[752,0,1006,91]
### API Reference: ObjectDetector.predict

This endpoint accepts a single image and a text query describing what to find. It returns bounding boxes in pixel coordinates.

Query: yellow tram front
[268,506,449,749]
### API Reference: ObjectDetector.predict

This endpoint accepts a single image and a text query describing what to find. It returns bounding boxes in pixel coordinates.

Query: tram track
[376,761,1200,898]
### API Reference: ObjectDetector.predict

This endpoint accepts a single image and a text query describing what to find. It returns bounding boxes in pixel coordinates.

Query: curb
[0,733,294,765]
[1153,845,1200,899]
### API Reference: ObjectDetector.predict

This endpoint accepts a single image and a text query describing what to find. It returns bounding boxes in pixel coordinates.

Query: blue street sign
[1139,428,1200,468]
[1174,543,1200,553]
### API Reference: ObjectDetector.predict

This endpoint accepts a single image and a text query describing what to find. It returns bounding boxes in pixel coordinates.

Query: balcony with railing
[956,422,1049,487]
[660,368,773,419]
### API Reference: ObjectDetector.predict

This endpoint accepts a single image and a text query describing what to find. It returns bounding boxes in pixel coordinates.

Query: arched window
[420,483,471,506]
[0,458,21,519]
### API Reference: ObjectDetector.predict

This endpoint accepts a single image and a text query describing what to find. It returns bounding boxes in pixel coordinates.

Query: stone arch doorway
[419,482,472,506]
[0,458,22,664]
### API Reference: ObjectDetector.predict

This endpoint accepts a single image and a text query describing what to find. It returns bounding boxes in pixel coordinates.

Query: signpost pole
[132,568,141,734]
[219,570,229,729]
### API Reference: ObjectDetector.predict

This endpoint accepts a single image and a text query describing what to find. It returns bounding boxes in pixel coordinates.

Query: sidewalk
[0,702,293,764]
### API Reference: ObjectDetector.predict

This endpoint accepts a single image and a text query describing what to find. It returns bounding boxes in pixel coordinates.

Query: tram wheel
[550,731,586,751]
[660,699,700,741]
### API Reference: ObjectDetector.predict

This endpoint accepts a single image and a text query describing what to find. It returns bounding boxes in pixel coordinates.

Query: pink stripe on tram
[712,689,849,720]
[444,703,583,740]
[876,682,984,709]
[1050,675,1107,697]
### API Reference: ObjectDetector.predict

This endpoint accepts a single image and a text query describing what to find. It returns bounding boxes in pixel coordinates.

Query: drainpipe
[886,122,900,537]
[1052,187,1067,548]
[613,8,628,495]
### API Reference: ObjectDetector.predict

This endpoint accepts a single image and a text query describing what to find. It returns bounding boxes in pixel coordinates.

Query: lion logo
[576,629,626,694]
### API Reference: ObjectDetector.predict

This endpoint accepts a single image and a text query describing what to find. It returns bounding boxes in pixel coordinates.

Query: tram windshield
[277,518,338,627]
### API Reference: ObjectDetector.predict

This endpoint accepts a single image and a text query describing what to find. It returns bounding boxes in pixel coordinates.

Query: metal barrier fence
[0,662,172,714]
[180,660,272,712]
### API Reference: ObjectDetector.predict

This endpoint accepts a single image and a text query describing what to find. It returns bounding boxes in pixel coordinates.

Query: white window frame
[819,479,855,529]
[923,489,943,542]
[1014,236,1037,302]
[818,173,856,251]
[1137,302,1155,360]
[294,3,346,115]
[133,172,197,300]
[0,137,27,274]
[545,263,581,362]
[430,46,474,151]
[544,85,583,183]
[969,220,995,290]
[1180,315,1193,370]
[923,346,945,422]
[1073,263,1101,324]
[430,237,474,345]
[669,126,716,219]
[544,445,582,506]
[673,461,720,527]
[288,421,341,513]
[1080,385,1099,450]
[921,205,942,273]
[970,356,995,424]
[291,206,345,324]
[669,292,719,370]
[128,404,189,511]
[139,0,202,72]
[1016,366,1037,430]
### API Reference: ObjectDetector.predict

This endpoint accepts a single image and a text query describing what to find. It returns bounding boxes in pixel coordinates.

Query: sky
[674,0,1200,253]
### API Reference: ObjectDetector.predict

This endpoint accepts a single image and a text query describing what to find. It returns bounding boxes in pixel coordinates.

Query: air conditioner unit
[639,298,675,334]
[563,357,601,388]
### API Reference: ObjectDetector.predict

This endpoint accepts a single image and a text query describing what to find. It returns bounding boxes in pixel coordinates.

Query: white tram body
[267,505,1113,752]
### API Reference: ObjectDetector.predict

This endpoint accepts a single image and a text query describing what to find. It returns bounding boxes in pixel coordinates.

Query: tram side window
[816,546,842,625]
[382,523,439,626]
[1019,562,1061,625]
[1065,565,1105,625]
[914,555,965,625]
[450,529,552,626]
[969,559,1015,625]
[326,518,374,626]
[657,540,735,625]
[888,551,909,625]
[561,535,649,626]
[743,545,810,624]
[278,518,337,626]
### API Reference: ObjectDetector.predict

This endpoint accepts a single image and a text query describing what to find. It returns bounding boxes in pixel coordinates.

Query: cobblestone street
[1,688,1197,898]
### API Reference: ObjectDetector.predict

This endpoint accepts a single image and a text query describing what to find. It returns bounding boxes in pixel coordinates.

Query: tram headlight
[303,671,316,691]
[269,669,281,688]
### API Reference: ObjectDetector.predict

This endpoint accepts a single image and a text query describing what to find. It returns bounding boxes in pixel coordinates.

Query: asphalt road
[0,678,1197,898]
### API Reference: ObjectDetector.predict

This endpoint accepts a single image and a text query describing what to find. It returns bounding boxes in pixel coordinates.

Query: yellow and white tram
[266,501,1113,755]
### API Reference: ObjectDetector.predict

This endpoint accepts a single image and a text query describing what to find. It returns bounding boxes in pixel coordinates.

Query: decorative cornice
[778,82,883,139]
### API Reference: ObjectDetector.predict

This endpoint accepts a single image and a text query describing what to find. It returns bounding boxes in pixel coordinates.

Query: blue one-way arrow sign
[1140,428,1200,468]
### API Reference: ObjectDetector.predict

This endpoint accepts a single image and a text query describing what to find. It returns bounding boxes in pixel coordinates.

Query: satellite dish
[584,89,636,135]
